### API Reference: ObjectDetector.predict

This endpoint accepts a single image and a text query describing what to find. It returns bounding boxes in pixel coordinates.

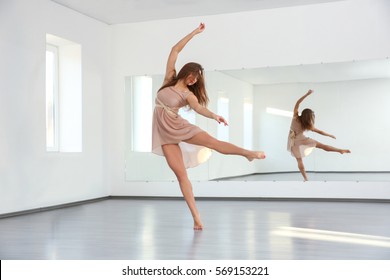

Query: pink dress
[152,86,211,168]
[287,116,317,158]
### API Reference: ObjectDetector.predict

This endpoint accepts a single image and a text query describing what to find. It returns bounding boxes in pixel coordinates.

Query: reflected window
[266,107,293,118]
[217,97,229,141]
[243,102,253,149]
[179,107,196,124]
[129,76,196,153]
[131,76,153,152]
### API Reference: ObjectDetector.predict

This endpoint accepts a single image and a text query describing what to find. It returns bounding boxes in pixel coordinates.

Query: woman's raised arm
[293,89,313,117]
[163,23,205,85]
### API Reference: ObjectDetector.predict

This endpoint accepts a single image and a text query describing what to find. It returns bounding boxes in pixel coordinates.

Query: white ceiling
[51,0,345,25]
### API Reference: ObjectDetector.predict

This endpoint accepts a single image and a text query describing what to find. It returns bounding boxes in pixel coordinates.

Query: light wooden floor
[0,197,389,260]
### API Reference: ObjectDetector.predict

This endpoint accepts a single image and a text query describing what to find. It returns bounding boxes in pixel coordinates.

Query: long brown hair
[299,108,315,130]
[159,62,209,106]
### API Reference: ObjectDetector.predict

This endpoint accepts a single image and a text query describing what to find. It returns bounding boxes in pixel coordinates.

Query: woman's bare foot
[246,151,266,161]
[194,223,203,230]
[340,149,351,154]
[193,215,203,230]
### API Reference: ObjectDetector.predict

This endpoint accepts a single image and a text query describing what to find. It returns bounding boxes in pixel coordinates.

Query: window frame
[46,43,59,152]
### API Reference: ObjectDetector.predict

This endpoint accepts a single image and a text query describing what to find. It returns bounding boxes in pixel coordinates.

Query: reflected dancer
[287,89,351,181]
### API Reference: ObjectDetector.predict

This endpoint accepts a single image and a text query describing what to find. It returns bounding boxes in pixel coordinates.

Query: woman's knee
[173,168,187,180]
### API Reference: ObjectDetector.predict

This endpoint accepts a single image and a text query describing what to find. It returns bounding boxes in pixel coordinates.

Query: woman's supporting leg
[186,132,265,160]
[316,142,351,154]
[162,144,203,230]
[296,143,350,181]
[296,158,308,181]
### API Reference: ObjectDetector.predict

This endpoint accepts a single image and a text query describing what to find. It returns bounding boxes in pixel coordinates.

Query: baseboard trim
[109,195,390,203]
[1,195,389,219]
[0,196,110,219]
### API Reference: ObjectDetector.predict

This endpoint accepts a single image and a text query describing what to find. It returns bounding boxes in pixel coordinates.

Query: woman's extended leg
[185,132,265,160]
[162,144,203,230]
[316,142,351,154]
[296,158,308,181]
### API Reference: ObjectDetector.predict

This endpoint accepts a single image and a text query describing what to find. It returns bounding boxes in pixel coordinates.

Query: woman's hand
[193,23,205,35]
[214,114,228,126]
[294,89,313,116]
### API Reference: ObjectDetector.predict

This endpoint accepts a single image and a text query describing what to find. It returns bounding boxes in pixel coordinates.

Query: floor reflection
[272,226,390,248]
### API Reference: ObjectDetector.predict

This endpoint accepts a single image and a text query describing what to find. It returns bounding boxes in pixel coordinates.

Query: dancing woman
[152,23,266,229]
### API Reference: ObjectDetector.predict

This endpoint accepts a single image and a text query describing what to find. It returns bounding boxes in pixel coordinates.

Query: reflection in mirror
[125,58,390,182]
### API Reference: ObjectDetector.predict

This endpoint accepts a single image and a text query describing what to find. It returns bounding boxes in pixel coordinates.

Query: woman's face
[186,73,198,86]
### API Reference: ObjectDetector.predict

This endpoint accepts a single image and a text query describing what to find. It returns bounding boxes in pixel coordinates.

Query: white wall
[109,0,390,75]
[253,79,390,173]
[0,0,110,214]
[108,0,390,196]
[1,0,390,214]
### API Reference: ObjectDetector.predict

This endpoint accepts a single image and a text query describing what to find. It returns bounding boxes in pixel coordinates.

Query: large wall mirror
[125,58,390,181]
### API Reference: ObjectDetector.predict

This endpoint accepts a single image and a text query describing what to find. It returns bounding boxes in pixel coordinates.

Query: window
[217,96,229,141]
[46,34,82,152]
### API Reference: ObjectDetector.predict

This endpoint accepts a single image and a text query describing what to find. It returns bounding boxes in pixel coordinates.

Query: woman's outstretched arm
[293,89,313,117]
[187,93,228,126]
[312,127,336,139]
[163,23,205,85]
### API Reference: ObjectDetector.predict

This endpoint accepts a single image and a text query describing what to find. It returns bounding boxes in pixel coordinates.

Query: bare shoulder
[185,91,196,100]
[186,91,199,104]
